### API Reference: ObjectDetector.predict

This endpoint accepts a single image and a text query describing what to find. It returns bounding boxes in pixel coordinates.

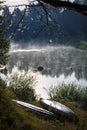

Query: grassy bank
[49,83,87,110]
[0,79,87,130]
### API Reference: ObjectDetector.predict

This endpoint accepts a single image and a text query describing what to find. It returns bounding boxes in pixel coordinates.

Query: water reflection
[36,72,87,98]
[9,46,87,79]
[5,66,87,99]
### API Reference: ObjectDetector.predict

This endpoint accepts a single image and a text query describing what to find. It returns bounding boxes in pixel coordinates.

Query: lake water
[8,45,87,98]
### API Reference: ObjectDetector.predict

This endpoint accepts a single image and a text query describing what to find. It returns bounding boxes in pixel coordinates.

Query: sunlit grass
[49,83,87,109]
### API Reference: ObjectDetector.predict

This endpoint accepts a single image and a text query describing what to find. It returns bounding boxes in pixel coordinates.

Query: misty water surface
[9,46,87,79]
[8,45,87,98]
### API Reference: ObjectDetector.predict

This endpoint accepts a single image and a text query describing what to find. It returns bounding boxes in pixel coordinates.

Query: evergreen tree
[0,9,10,67]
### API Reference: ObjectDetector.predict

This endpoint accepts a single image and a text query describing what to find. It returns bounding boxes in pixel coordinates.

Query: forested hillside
[1,6,87,46]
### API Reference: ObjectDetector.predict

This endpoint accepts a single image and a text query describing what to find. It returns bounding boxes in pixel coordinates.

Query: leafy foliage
[0,79,16,129]
[76,41,87,50]
[0,79,36,130]
[1,79,87,130]
[0,16,10,66]
[81,87,87,109]
[9,69,37,102]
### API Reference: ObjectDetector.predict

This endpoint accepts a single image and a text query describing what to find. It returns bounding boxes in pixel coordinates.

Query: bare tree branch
[40,0,87,15]
[3,0,87,15]
[34,24,47,38]
[9,7,27,39]
[37,0,49,24]
[7,4,40,8]
[2,0,87,40]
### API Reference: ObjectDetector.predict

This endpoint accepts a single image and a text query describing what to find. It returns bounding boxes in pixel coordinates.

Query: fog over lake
[8,44,87,98]
[9,45,87,79]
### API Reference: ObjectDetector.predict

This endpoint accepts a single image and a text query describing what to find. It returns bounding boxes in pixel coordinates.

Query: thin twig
[37,0,49,24]
[9,6,27,39]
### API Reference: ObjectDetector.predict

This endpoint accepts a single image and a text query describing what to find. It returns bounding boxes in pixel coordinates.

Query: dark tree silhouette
[0,2,10,67]
[40,0,87,15]
[3,0,87,16]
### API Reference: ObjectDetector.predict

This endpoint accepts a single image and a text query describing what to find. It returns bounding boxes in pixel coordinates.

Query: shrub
[0,79,15,129]
[81,87,87,109]
[9,68,37,102]
[0,78,36,130]
[49,83,85,103]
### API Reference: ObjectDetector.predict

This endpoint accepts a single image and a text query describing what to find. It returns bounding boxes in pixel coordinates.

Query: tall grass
[1,79,87,130]
[9,68,37,102]
[49,83,87,109]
